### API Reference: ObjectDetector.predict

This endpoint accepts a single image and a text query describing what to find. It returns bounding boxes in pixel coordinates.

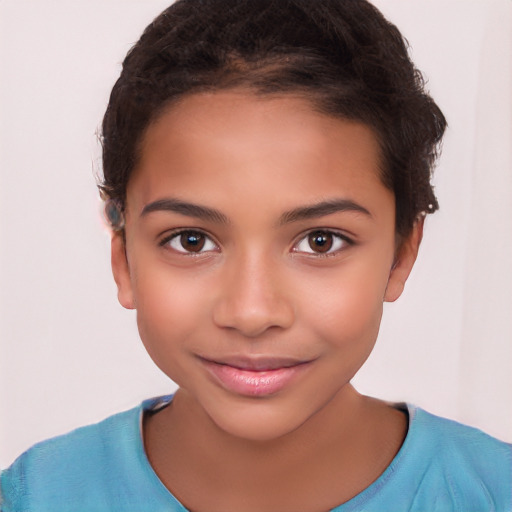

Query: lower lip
[202,360,309,397]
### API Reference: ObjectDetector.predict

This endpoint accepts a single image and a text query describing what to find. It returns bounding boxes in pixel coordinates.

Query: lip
[199,355,313,397]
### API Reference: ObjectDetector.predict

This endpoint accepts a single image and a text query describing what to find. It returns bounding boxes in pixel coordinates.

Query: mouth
[198,355,314,397]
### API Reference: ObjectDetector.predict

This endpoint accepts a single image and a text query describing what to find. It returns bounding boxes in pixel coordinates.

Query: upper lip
[198,355,313,371]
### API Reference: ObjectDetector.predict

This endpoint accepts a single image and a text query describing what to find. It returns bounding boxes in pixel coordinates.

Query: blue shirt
[1,396,511,511]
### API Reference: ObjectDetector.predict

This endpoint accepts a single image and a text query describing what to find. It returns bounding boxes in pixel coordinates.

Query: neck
[144,386,407,512]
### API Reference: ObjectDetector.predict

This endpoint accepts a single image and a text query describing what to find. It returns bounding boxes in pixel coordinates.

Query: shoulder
[347,405,511,512]
[410,406,511,466]
[0,397,175,512]
[395,406,512,510]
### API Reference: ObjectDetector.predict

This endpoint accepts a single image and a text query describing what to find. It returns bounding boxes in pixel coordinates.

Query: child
[1,0,511,510]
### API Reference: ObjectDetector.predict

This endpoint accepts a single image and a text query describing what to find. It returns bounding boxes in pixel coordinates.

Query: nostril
[211,260,295,335]
[212,297,294,337]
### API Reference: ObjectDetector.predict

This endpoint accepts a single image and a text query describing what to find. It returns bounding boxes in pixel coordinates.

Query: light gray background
[1,0,511,467]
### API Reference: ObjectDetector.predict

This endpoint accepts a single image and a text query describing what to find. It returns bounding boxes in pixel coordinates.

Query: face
[112,91,421,441]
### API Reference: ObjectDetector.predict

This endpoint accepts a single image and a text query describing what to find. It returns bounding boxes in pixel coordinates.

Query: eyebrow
[140,197,371,225]
[278,199,371,225]
[141,198,229,224]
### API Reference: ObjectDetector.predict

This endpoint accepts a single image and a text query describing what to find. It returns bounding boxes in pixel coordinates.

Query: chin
[219,417,301,443]
[205,398,310,443]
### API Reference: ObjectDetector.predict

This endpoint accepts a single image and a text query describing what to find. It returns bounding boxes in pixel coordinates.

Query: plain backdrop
[1,0,511,467]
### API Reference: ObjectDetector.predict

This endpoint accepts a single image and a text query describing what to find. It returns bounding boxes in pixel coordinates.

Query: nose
[212,252,295,337]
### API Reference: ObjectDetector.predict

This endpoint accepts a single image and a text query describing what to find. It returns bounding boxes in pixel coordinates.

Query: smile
[199,356,313,397]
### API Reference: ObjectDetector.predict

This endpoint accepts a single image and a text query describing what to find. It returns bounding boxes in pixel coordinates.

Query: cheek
[131,266,211,368]
[299,260,389,347]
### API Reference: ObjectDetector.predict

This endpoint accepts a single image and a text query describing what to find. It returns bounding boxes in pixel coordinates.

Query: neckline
[330,402,417,510]
[134,395,418,511]
[135,395,188,510]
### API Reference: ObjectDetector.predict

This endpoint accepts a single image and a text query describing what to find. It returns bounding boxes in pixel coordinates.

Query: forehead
[127,90,392,221]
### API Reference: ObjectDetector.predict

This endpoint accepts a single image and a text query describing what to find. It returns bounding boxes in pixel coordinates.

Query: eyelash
[159,229,219,255]
[159,229,353,256]
[293,230,353,257]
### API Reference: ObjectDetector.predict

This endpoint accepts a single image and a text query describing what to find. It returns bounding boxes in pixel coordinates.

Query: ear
[111,233,135,309]
[384,217,424,303]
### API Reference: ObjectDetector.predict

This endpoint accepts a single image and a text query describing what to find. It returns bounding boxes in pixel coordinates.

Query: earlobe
[384,218,424,303]
[111,233,135,309]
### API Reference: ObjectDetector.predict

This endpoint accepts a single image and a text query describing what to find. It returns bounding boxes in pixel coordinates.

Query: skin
[111,90,423,512]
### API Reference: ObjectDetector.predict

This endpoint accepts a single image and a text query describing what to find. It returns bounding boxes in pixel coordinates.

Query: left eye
[162,230,218,254]
[294,230,349,255]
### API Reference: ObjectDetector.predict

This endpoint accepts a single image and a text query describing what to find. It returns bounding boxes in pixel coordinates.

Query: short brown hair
[100,0,446,237]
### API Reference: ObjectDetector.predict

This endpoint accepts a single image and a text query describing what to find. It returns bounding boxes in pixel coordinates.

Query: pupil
[181,232,205,252]
[308,231,332,253]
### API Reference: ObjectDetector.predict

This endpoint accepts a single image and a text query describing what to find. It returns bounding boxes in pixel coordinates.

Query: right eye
[160,230,218,254]
[293,230,352,256]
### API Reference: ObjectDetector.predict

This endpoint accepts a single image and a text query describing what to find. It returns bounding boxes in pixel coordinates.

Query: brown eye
[164,230,217,254]
[180,231,205,252]
[294,230,349,255]
[307,231,333,253]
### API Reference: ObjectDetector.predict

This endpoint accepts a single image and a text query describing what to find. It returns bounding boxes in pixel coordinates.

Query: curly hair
[100,0,446,237]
